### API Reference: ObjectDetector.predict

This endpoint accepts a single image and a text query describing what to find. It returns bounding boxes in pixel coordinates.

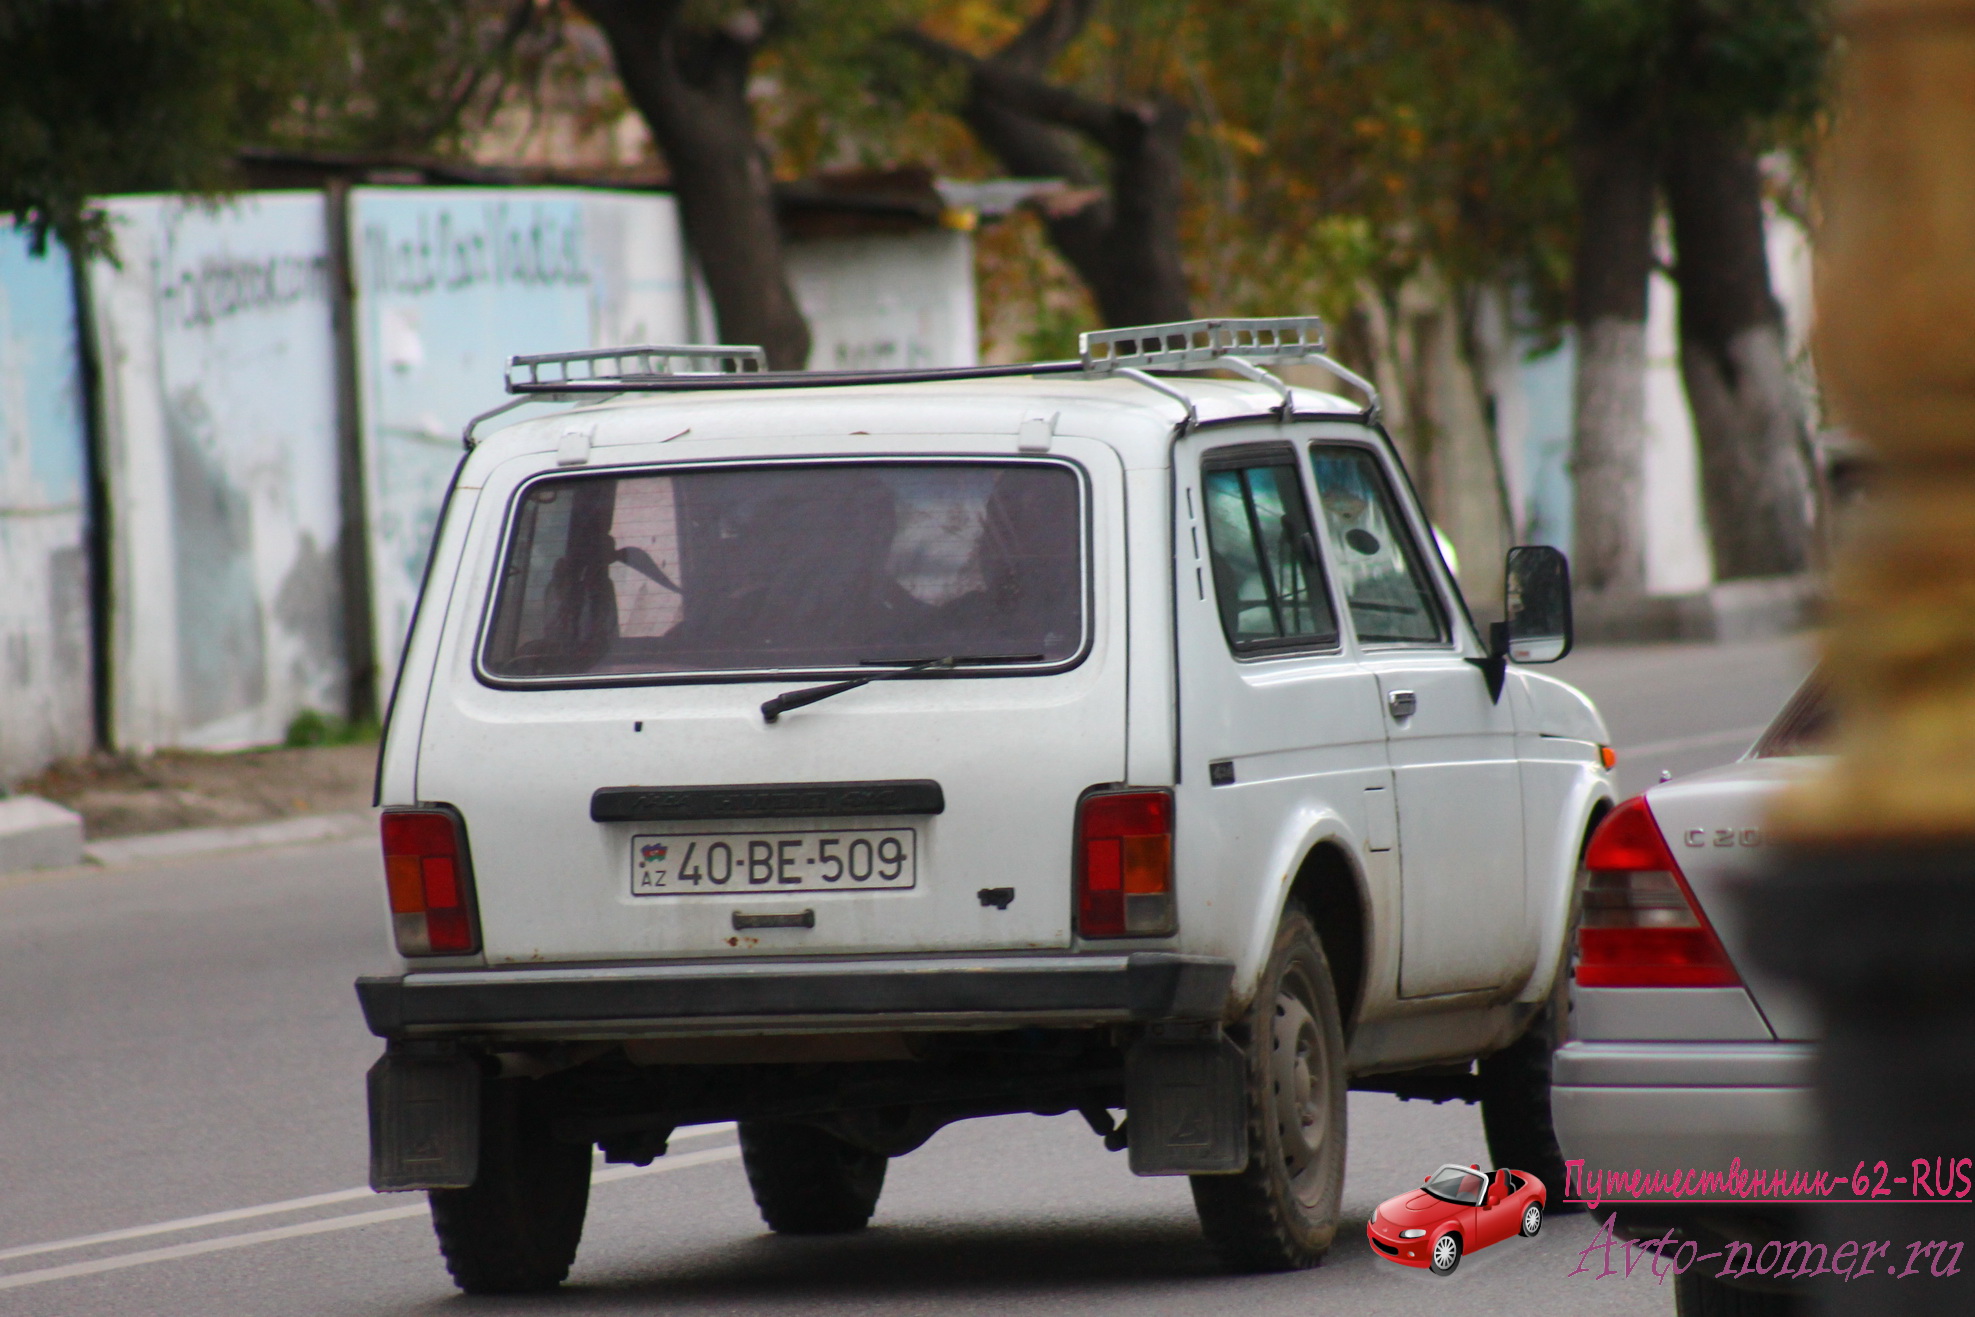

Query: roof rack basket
[469,316,1379,445]
[506,344,766,393]
[1078,316,1327,373]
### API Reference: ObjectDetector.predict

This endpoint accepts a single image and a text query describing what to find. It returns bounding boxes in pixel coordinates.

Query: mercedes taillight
[1075,789,1175,937]
[381,807,479,956]
[1576,796,1739,987]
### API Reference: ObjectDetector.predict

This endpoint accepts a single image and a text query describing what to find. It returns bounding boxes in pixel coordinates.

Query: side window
[1307,445,1448,646]
[1200,455,1337,655]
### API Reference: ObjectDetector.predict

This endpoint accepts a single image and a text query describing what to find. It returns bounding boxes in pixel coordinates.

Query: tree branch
[422,0,540,146]
[997,0,1101,74]
[899,0,1190,327]
[899,28,1119,150]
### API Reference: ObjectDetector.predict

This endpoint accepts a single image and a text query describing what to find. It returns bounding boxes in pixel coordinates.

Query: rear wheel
[738,1122,887,1234]
[1189,908,1348,1272]
[429,1076,591,1294]
[1675,1268,1806,1315]
[1521,1202,1544,1237]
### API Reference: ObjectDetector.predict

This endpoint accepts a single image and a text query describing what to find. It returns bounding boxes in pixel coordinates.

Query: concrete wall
[0,228,94,781]
[349,188,695,694]
[87,194,347,751]
[787,230,978,371]
[7,188,985,774]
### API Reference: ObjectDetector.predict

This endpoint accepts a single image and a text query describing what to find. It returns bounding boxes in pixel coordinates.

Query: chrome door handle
[1387,690,1417,720]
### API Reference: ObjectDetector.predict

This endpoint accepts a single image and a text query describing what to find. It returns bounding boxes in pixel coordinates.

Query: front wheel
[429,1076,591,1294]
[1189,907,1348,1272]
[1521,1202,1544,1237]
[1430,1232,1462,1275]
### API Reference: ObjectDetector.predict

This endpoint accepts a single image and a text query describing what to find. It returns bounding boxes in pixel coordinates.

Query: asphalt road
[1549,633,1815,799]
[0,637,1814,1316]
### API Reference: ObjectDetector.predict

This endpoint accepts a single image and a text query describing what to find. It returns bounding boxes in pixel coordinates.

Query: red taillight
[1076,789,1175,938]
[1575,796,1739,987]
[380,808,478,956]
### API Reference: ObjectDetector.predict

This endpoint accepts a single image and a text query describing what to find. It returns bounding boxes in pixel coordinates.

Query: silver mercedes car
[1553,674,1830,1317]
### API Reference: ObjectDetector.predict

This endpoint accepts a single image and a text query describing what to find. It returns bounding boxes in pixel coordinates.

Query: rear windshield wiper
[761,654,1045,724]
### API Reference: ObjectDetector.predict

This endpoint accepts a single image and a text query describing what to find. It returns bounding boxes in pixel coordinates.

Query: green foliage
[281,2,568,156]
[284,709,378,748]
[0,0,560,257]
[848,0,1827,347]
[1188,0,1577,320]
[1507,0,1832,130]
[0,0,315,253]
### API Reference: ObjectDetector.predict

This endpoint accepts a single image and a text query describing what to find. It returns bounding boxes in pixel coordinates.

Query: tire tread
[1190,908,1347,1272]
[428,1077,590,1294]
[738,1122,887,1235]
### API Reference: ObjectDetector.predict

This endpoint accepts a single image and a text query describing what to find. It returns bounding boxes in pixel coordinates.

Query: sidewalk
[18,741,375,840]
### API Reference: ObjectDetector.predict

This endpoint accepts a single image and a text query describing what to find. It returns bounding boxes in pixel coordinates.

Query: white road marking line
[0,1205,436,1292]
[0,1123,737,1273]
[1623,725,1769,760]
[0,1189,376,1264]
[0,1145,741,1292]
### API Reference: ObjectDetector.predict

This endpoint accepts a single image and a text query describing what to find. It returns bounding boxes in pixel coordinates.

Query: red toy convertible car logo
[1367,1163,1546,1275]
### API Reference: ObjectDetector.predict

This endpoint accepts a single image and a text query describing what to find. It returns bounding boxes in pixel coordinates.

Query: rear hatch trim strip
[592,780,945,822]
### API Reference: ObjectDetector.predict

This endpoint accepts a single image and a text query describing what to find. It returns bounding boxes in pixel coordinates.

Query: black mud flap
[367,1050,480,1191]
[1125,1028,1248,1175]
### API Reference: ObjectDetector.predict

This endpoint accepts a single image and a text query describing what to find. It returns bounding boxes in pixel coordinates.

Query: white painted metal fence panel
[87,193,346,751]
[0,227,93,781]
[349,188,693,696]
[787,230,978,371]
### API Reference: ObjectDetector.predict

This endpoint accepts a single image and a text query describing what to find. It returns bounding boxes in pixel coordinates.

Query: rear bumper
[355,951,1234,1041]
[1552,1041,1818,1197]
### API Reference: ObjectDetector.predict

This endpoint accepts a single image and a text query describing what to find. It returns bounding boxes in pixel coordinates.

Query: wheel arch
[1224,806,1372,1032]
[1285,841,1370,1043]
[1515,779,1617,1009]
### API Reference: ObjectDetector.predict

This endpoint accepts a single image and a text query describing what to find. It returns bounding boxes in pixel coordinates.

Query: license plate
[630,828,916,896]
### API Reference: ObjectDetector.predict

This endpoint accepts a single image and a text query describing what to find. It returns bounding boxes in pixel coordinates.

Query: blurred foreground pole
[1746,0,1975,1310]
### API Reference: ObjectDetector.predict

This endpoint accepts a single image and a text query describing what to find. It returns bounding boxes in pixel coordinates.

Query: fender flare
[1228,806,1372,1018]
[1515,781,1615,1010]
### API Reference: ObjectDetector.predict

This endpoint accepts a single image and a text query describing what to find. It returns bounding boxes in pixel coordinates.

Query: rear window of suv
[480,460,1085,682]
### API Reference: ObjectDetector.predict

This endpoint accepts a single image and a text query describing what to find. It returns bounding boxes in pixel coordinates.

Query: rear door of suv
[412,431,1127,964]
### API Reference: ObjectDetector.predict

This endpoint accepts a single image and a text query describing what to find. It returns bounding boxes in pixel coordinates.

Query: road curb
[80,810,375,870]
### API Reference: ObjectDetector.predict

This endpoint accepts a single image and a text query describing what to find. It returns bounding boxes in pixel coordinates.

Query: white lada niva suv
[356,318,1615,1292]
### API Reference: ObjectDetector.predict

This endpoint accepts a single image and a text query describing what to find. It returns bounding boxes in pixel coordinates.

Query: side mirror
[1503,544,1572,664]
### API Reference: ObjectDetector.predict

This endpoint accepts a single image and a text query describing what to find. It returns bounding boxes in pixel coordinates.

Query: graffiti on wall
[88,193,346,750]
[351,189,693,695]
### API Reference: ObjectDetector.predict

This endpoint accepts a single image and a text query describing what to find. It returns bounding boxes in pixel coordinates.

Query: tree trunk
[1568,111,1658,597]
[575,1,811,369]
[1348,274,1512,609]
[908,0,1190,328]
[1418,290,1513,613]
[1069,99,1190,326]
[1663,117,1814,579]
